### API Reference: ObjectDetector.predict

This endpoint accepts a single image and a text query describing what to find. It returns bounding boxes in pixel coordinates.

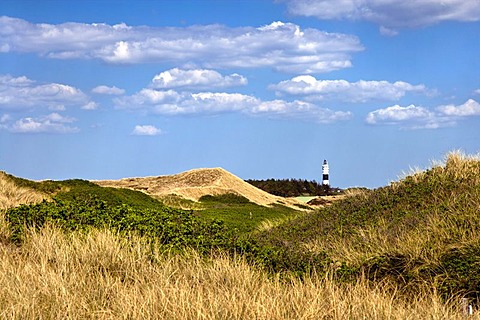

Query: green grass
[2,173,165,211]
[295,196,317,203]
[54,179,165,210]
[196,194,300,234]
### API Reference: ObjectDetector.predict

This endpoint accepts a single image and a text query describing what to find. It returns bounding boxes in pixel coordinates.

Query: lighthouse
[322,159,329,186]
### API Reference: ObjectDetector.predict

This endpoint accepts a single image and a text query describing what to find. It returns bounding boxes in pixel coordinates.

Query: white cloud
[364,100,480,129]
[0,17,363,73]
[379,26,399,37]
[132,125,162,136]
[271,76,427,102]
[115,89,351,124]
[437,99,480,117]
[281,0,480,32]
[366,105,433,124]
[473,89,480,96]
[6,113,79,134]
[81,101,99,110]
[150,68,247,89]
[92,85,125,95]
[366,104,451,129]
[0,74,93,111]
[116,90,256,115]
[118,89,181,109]
[251,99,352,123]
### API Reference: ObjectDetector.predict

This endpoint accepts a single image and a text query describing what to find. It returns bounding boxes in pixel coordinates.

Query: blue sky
[0,0,479,188]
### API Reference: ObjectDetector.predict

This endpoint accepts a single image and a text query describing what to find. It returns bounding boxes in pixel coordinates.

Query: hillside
[0,171,47,210]
[1,152,480,317]
[251,151,480,301]
[95,167,305,209]
[0,169,302,237]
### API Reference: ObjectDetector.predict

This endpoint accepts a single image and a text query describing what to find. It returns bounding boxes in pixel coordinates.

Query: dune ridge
[94,167,303,208]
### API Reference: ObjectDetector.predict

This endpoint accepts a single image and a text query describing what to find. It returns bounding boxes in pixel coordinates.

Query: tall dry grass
[0,171,46,210]
[0,220,468,319]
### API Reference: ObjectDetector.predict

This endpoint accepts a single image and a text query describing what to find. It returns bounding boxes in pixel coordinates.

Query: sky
[0,0,479,188]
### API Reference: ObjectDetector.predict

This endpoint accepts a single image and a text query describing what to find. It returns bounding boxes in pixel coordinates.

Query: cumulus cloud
[366,99,480,129]
[5,113,79,134]
[281,0,480,33]
[92,85,125,95]
[271,75,428,102]
[115,89,351,124]
[366,105,433,124]
[0,17,363,73]
[437,99,480,116]
[116,90,256,115]
[250,99,352,123]
[0,74,93,111]
[150,68,247,89]
[474,89,480,96]
[131,125,162,136]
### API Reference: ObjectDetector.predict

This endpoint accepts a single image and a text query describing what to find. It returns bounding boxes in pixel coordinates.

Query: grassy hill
[0,171,47,210]
[251,151,480,301]
[0,171,300,240]
[1,151,480,318]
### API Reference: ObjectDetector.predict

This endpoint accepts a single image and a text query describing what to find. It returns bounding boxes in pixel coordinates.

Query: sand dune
[94,167,304,208]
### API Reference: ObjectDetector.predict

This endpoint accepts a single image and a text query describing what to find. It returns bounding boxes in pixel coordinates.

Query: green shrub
[6,196,231,253]
[436,245,480,302]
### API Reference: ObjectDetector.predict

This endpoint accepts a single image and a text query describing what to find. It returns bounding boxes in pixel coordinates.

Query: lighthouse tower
[322,159,330,186]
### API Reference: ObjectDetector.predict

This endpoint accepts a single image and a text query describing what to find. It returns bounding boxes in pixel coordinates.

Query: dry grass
[94,167,305,209]
[256,214,299,232]
[394,150,480,187]
[0,218,468,319]
[0,171,46,210]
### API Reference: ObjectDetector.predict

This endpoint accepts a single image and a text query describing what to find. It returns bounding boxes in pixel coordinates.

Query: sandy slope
[94,167,304,208]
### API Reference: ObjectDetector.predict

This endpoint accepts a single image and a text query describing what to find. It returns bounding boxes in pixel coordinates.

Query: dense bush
[246,178,341,197]
[6,196,230,253]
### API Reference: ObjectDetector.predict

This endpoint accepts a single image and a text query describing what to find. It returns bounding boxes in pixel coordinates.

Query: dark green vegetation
[4,178,230,251]
[246,178,342,197]
[3,152,480,304]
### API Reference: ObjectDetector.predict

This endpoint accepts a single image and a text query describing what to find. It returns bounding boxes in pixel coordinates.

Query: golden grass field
[0,224,465,319]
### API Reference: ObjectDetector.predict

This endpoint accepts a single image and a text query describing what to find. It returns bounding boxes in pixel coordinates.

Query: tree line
[245,178,341,197]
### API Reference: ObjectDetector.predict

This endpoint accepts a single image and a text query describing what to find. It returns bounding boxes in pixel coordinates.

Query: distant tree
[245,179,341,197]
